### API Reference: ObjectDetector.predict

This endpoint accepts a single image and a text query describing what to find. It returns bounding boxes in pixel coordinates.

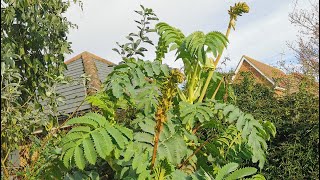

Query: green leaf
[135,67,146,86]
[171,170,188,180]
[69,126,91,133]
[61,132,84,146]
[223,105,236,116]
[85,112,107,127]
[74,146,86,170]
[63,147,75,169]
[225,167,257,180]
[66,117,99,128]
[134,132,154,144]
[152,62,161,75]
[236,114,245,130]
[169,44,179,51]
[227,108,241,123]
[116,125,134,140]
[91,131,108,159]
[112,83,123,98]
[144,61,154,77]
[99,129,113,156]
[106,124,126,149]
[252,174,266,180]
[139,121,156,135]
[160,64,170,76]
[82,137,97,165]
[215,162,239,180]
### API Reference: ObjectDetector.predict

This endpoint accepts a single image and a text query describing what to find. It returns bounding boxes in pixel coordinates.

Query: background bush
[232,72,319,179]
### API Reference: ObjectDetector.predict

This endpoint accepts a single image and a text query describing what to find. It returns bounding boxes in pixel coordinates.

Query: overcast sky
[64,0,303,71]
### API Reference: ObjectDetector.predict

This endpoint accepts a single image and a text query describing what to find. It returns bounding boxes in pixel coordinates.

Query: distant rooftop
[57,51,115,117]
[243,55,286,81]
[64,51,114,65]
[232,55,287,89]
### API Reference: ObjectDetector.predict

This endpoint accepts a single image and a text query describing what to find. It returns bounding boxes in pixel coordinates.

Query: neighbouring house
[231,55,287,95]
[232,55,319,96]
[9,51,116,170]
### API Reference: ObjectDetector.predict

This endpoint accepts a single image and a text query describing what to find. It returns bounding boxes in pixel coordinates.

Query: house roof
[232,55,286,89]
[33,52,115,134]
[243,55,286,80]
[56,51,115,116]
[65,51,115,65]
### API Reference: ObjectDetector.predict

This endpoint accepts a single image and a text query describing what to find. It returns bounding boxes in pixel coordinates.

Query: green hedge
[232,72,319,179]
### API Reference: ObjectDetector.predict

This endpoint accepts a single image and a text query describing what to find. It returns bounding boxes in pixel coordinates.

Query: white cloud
[64,0,301,71]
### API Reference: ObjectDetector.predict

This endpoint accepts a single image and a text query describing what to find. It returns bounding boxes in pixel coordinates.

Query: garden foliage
[233,72,319,179]
[60,3,276,179]
[1,0,81,178]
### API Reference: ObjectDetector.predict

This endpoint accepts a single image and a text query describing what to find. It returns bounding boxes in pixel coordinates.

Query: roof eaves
[231,55,275,85]
[64,53,83,65]
[243,55,286,78]
[231,55,246,82]
[274,86,286,91]
[243,57,276,85]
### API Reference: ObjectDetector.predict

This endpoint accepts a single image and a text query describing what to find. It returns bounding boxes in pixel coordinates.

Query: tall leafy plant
[60,3,276,179]
[1,0,81,102]
[1,0,81,179]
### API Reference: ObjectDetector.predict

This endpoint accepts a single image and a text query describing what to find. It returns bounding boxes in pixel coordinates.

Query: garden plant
[59,3,276,179]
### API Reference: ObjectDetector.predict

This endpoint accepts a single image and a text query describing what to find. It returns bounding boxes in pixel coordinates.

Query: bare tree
[288,0,319,80]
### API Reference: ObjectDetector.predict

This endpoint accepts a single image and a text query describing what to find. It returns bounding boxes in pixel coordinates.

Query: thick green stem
[187,64,199,103]
[197,20,233,103]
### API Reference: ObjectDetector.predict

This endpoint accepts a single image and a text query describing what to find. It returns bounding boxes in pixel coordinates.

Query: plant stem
[192,123,202,134]
[211,76,224,100]
[188,64,199,103]
[151,111,164,169]
[1,148,11,179]
[178,135,216,169]
[150,70,182,168]
[197,20,233,103]
[1,161,9,180]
